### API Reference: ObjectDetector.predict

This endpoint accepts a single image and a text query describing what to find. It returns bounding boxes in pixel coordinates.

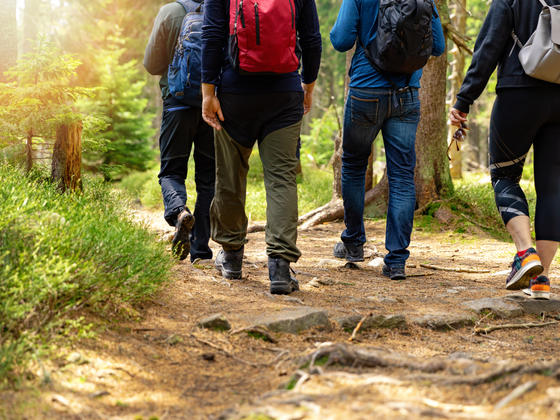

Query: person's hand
[449,107,468,128]
[201,83,224,130]
[302,82,315,115]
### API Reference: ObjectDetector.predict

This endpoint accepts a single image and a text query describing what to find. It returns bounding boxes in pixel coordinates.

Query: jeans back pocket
[350,95,379,126]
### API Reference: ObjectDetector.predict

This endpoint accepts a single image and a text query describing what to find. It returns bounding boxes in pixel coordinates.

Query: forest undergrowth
[0,164,172,386]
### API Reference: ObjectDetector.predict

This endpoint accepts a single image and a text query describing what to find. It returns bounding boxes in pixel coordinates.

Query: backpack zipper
[254,2,260,45]
[239,0,246,28]
[288,0,294,29]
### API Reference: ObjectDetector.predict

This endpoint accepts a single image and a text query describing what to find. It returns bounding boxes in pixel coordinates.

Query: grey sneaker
[268,257,299,295]
[333,242,364,262]
[172,210,195,261]
[215,246,244,279]
[382,264,406,280]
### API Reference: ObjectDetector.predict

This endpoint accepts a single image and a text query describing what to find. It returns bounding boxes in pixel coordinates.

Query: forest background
[0,0,542,386]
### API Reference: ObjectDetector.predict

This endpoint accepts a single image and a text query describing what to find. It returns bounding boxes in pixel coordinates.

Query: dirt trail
[4,211,560,420]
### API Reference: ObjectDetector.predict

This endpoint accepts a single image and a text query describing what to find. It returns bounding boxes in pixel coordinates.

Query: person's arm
[144,5,184,76]
[452,0,513,116]
[297,0,322,114]
[329,0,359,52]
[201,0,228,129]
[431,6,445,57]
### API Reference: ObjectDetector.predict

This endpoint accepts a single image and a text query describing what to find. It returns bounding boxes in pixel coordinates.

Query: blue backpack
[167,0,204,107]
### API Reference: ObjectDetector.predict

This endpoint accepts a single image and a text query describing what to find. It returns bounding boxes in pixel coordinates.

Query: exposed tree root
[307,343,446,373]
[410,361,560,386]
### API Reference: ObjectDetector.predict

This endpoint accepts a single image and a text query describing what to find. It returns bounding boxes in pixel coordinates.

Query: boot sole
[214,264,242,280]
[172,213,195,260]
[531,290,550,300]
[270,281,299,295]
[505,261,544,290]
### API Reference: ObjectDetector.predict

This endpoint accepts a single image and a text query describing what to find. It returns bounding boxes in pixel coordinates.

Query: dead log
[51,122,82,192]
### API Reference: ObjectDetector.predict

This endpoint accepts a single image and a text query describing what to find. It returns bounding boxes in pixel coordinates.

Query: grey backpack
[511,0,560,84]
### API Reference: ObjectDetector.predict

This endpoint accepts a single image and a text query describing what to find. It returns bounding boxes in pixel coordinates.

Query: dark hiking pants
[158,100,215,261]
[210,91,303,262]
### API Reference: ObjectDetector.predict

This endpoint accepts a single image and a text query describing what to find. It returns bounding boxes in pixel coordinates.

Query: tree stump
[51,122,82,192]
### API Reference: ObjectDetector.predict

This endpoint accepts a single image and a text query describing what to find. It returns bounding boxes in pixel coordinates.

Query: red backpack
[228,0,299,74]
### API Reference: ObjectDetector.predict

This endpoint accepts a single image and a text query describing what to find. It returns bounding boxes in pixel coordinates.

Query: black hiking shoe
[382,264,406,280]
[172,210,195,261]
[333,241,364,262]
[268,257,299,295]
[215,246,244,280]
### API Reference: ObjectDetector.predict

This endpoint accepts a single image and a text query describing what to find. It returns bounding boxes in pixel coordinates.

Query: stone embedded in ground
[368,257,384,268]
[197,313,231,331]
[317,259,343,268]
[463,298,523,318]
[410,312,475,330]
[335,314,407,331]
[504,295,560,314]
[250,307,330,334]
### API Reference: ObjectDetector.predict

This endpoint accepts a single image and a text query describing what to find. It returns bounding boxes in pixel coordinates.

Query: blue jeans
[341,87,420,267]
[159,100,215,261]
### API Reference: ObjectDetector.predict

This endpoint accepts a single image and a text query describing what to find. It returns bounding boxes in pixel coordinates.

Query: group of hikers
[144,0,560,300]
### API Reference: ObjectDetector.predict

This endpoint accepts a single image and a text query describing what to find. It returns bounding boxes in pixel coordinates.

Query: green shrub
[0,165,172,384]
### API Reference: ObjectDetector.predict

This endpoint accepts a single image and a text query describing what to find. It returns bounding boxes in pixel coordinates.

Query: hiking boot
[268,257,299,295]
[215,246,244,280]
[333,242,364,262]
[382,264,406,280]
[505,248,543,290]
[172,210,195,260]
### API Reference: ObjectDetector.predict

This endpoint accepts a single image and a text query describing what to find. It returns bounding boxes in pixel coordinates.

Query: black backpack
[363,0,435,75]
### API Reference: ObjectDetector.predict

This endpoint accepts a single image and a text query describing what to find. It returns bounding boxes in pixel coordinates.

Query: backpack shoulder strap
[538,0,549,7]
[176,0,202,14]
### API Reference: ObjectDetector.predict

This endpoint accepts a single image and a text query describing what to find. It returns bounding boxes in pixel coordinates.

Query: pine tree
[82,42,156,180]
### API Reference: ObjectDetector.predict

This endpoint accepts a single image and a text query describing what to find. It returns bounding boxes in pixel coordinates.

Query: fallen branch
[348,312,373,342]
[494,381,537,410]
[247,222,266,233]
[475,321,558,335]
[419,263,490,274]
[308,343,446,373]
[406,273,434,278]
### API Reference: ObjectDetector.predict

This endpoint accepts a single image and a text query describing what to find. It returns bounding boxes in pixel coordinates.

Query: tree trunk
[0,0,17,80]
[415,0,453,208]
[52,122,83,192]
[23,0,41,54]
[26,133,33,172]
[446,0,467,179]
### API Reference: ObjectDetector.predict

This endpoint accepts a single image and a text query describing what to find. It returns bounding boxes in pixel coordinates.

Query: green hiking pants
[210,121,302,262]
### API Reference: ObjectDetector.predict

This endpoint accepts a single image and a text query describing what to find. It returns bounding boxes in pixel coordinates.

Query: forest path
[7,210,560,419]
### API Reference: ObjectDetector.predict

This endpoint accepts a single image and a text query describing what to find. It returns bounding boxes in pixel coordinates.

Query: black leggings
[490,87,560,241]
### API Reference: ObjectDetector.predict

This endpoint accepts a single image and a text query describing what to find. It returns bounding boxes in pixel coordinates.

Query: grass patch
[0,164,172,385]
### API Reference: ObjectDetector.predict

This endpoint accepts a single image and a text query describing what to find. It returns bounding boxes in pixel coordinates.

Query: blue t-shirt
[330,0,445,89]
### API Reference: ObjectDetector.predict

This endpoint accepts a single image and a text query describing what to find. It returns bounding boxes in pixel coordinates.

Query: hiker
[449,0,560,300]
[330,0,445,279]
[144,0,215,262]
[201,0,322,294]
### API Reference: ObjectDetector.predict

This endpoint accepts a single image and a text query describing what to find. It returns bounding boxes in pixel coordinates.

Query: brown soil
[2,212,560,420]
